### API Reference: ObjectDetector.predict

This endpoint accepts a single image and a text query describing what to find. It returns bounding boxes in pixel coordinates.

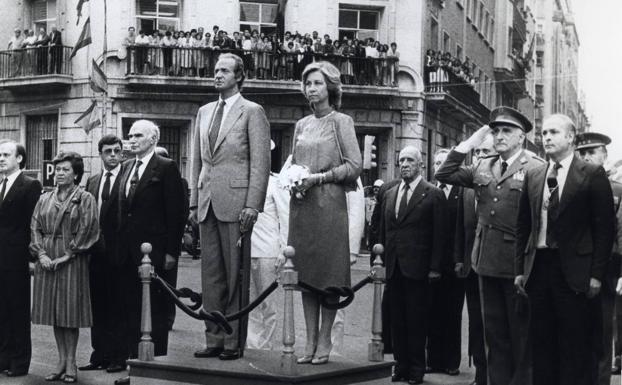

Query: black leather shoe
[391,373,407,382]
[218,349,243,360]
[445,368,460,376]
[194,347,223,358]
[6,370,28,377]
[114,376,130,385]
[408,379,423,385]
[78,363,103,371]
[106,364,125,373]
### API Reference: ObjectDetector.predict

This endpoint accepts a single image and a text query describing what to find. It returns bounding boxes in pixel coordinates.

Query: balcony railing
[0,46,72,79]
[424,66,480,101]
[125,46,399,87]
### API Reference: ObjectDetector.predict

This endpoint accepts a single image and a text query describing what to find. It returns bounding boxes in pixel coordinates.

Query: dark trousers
[88,263,129,366]
[160,265,178,330]
[597,289,614,385]
[465,271,487,385]
[388,265,428,381]
[426,273,464,371]
[123,258,171,358]
[479,275,531,385]
[381,285,392,354]
[0,270,31,373]
[527,249,596,385]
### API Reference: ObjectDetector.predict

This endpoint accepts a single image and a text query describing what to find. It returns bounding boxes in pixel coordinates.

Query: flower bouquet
[279,163,311,199]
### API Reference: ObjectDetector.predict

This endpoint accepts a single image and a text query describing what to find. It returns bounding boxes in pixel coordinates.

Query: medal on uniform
[514,170,525,182]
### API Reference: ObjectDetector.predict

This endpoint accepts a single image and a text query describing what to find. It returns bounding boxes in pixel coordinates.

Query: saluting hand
[457,125,492,153]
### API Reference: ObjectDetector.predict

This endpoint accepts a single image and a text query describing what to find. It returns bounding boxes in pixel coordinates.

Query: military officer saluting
[436,106,544,385]
[575,132,622,385]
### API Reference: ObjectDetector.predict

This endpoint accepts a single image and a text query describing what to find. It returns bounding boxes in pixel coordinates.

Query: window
[240,1,278,36]
[489,19,494,43]
[136,0,180,33]
[536,51,544,67]
[466,0,472,20]
[482,11,489,38]
[33,0,56,33]
[26,114,57,171]
[430,18,439,50]
[338,7,380,41]
[478,3,485,30]
[536,84,544,105]
[456,44,463,60]
[443,31,450,53]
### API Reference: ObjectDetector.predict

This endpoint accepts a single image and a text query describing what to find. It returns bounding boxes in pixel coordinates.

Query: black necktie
[501,161,508,176]
[209,100,226,153]
[0,178,6,207]
[546,162,562,248]
[397,184,410,219]
[439,183,447,190]
[128,160,142,201]
[101,171,112,202]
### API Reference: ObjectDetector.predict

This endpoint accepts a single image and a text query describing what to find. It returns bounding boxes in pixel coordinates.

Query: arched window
[136,0,180,34]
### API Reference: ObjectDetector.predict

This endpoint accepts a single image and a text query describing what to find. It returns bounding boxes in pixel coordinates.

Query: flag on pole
[77,0,90,25]
[90,59,108,93]
[74,100,101,133]
[70,17,92,59]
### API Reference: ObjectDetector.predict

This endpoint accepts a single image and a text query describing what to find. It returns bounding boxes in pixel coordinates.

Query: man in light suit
[81,135,125,374]
[515,114,615,385]
[114,120,186,385]
[380,146,446,385]
[436,107,545,385]
[190,53,271,360]
[0,140,41,377]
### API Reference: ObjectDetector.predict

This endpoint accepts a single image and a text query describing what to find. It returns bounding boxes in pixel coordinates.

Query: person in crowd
[436,107,545,385]
[49,26,62,74]
[8,28,24,77]
[426,148,464,377]
[161,31,175,76]
[148,31,162,75]
[247,142,289,350]
[354,39,366,84]
[30,151,99,384]
[515,115,615,385]
[79,135,125,375]
[178,31,193,77]
[122,27,136,74]
[190,53,270,361]
[134,29,150,74]
[113,120,186,385]
[287,61,362,365]
[0,140,41,378]
[380,145,445,384]
[34,27,50,75]
[364,179,383,250]
[22,30,37,76]
[387,42,400,86]
[574,132,622,385]
[453,133,496,385]
[284,41,296,81]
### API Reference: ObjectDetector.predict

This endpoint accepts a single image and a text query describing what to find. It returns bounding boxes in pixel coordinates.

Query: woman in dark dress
[287,61,362,365]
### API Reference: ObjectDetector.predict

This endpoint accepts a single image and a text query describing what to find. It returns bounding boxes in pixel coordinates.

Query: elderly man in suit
[515,114,615,385]
[436,107,545,385]
[574,132,622,385]
[380,145,446,385]
[0,140,41,377]
[114,120,186,385]
[453,133,496,385]
[49,26,62,74]
[190,53,270,360]
[80,135,125,374]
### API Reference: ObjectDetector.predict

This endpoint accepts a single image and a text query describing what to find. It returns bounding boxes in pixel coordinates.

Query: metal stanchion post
[138,243,155,361]
[368,244,385,362]
[280,246,298,375]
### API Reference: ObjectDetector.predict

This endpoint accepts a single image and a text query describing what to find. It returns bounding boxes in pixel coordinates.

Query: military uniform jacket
[436,149,545,278]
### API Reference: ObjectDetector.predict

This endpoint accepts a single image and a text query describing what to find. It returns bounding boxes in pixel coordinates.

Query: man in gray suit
[190,53,271,360]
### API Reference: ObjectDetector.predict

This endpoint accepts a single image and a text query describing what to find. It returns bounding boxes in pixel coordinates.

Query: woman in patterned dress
[284,61,362,365]
[30,152,99,383]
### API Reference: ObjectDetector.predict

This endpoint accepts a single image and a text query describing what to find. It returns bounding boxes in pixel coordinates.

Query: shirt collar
[135,149,155,166]
[400,175,422,191]
[500,149,522,167]
[550,152,574,170]
[104,164,121,177]
[219,92,241,107]
[2,169,21,184]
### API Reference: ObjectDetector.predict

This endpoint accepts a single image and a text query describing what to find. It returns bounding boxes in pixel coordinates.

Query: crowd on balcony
[123,25,400,87]
[3,27,64,77]
[424,49,476,91]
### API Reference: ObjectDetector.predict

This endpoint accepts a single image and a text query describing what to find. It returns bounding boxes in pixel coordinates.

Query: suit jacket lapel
[558,156,582,215]
[202,102,218,160]
[386,184,398,221]
[399,180,426,222]
[133,155,158,199]
[0,172,24,210]
[498,151,527,183]
[530,164,548,226]
[213,97,244,154]
[101,174,120,219]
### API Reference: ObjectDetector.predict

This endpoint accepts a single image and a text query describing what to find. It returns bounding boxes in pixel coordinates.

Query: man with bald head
[380,145,446,384]
[0,140,41,377]
[515,114,615,385]
[114,120,186,385]
[436,107,544,385]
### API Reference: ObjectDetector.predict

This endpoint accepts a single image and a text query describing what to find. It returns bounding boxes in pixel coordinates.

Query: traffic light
[363,135,377,170]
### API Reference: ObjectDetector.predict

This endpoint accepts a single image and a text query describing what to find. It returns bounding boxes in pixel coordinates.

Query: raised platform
[128,349,394,385]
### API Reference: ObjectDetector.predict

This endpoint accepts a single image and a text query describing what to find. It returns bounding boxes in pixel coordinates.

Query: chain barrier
[297,275,374,310]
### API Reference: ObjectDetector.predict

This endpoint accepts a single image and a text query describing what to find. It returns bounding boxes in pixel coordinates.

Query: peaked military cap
[575,132,611,150]
[489,106,533,133]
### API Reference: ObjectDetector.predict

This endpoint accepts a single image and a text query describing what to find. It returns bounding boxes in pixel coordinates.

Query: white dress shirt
[0,169,21,199]
[97,164,120,211]
[251,174,290,259]
[496,150,522,178]
[437,181,452,199]
[395,175,422,218]
[347,178,366,256]
[536,153,574,248]
[125,149,155,196]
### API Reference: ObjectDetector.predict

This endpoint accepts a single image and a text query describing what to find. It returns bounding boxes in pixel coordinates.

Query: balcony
[0,46,73,91]
[494,54,526,95]
[424,67,490,122]
[124,46,400,96]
